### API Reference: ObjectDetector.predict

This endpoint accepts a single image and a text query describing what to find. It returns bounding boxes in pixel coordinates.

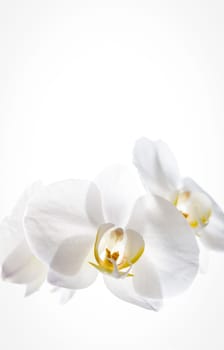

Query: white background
[0,1,224,349]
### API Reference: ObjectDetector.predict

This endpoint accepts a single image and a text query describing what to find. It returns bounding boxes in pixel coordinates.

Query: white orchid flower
[0,183,47,296]
[24,165,199,310]
[133,138,224,253]
[0,183,75,303]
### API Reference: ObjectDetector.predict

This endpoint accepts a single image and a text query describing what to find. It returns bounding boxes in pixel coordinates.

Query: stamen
[111,251,119,261]
[105,248,111,259]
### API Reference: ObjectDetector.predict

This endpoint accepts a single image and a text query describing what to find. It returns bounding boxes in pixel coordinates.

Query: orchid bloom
[24,165,199,310]
[133,138,224,252]
[0,183,75,303]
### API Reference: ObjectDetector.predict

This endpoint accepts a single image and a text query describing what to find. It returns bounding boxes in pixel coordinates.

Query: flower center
[89,223,145,279]
[175,191,212,231]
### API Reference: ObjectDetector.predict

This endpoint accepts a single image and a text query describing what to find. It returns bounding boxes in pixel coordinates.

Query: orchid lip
[174,191,212,231]
[89,223,145,279]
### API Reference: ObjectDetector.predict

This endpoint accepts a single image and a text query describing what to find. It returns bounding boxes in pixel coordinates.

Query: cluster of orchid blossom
[0,138,223,311]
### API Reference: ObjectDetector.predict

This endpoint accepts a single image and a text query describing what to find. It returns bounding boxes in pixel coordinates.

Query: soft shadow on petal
[48,243,97,290]
[104,274,162,311]
[183,177,224,251]
[50,235,95,275]
[24,180,98,265]
[132,254,162,299]
[2,239,47,288]
[94,165,143,227]
[127,194,199,297]
[133,138,181,200]
[48,261,97,290]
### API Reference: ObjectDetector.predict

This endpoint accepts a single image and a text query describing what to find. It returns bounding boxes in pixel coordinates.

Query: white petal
[86,182,105,226]
[104,273,162,311]
[132,254,162,299]
[50,287,76,304]
[50,235,94,275]
[201,208,224,251]
[182,177,205,194]
[183,177,224,251]
[133,138,181,200]
[0,218,21,264]
[24,180,99,268]
[124,229,145,263]
[25,274,46,296]
[48,241,97,290]
[59,289,76,304]
[10,181,43,222]
[48,260,97,290]
[48,241,98,290]
[0,183,46,292]
[127,194,199,297]
[0,182,43,262]
[198,240,210,274]
[2,239,47,285]
[94,165,143,227]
